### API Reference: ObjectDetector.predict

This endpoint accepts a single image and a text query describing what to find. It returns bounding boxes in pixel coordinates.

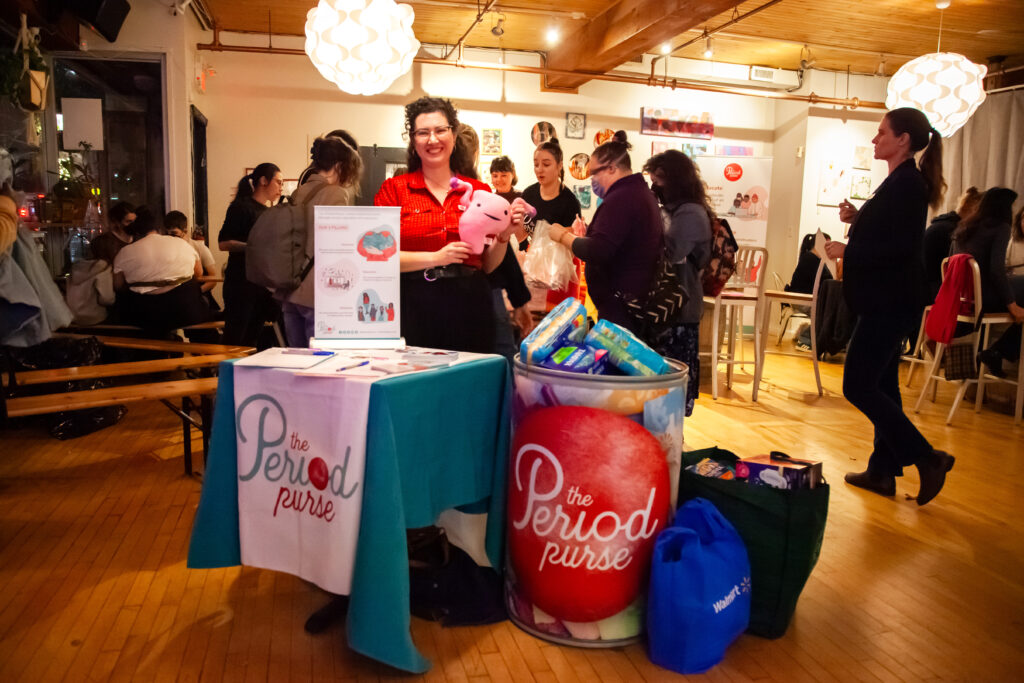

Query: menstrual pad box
[736,454,822,490]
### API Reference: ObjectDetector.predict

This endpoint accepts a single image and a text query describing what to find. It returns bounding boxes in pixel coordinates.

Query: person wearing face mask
[546,131,661,332]
[642,150,713,416]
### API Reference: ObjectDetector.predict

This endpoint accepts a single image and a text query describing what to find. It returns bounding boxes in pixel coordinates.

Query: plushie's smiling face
[469,194,511,225]
[458,189,512,252]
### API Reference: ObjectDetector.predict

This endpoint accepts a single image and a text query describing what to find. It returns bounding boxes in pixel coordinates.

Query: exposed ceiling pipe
[196,29,885,109]
[651,0,785,78]
[442,0,497,60]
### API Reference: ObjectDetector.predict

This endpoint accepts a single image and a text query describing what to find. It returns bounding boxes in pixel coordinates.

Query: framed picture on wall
[482,129,502,155]
[566,112,586,139]
[282,179,299,198]
[853,145,873,170]
[850,170,873,199]
[817,161,847,207]
[573,184,592,209]
[640,107,714,140]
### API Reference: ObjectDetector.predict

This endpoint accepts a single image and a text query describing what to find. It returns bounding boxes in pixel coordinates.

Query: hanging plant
[0,14,50,111]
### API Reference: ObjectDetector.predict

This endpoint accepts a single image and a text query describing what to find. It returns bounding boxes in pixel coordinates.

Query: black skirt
[400,266,495,353]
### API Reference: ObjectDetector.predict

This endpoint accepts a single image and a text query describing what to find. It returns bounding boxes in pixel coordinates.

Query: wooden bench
[3,336,254,476]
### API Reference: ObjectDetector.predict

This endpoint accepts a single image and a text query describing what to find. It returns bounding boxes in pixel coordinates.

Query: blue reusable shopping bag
[646,497,751,674]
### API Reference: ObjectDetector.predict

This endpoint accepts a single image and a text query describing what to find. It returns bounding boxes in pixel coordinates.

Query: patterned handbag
[943,342,978,381]
[618,251,688,340]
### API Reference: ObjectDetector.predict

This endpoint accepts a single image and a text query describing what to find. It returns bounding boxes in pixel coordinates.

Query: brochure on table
[696,155,773,248]
[312,205,403,350]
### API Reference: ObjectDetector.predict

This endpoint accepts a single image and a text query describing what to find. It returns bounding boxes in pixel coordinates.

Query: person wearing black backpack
[643,150,713,416]
[219,163,282,346]
[282,134,362,347]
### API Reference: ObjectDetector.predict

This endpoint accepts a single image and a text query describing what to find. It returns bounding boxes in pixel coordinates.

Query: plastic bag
[8,336,128,439]
[521,220,578,291]
[647,497,751,674]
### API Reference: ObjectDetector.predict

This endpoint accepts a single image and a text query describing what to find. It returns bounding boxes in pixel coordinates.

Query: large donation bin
[506,356,687,646]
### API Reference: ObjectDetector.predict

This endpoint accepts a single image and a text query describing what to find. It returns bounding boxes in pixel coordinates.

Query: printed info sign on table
[233,364,373,595]
[314,206,401,342]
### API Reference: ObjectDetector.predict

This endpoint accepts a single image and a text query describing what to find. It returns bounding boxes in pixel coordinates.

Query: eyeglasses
[589,164,609,176]
[412,126,454,142]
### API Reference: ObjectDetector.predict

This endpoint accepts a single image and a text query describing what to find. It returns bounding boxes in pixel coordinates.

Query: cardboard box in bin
[736,452,822,490]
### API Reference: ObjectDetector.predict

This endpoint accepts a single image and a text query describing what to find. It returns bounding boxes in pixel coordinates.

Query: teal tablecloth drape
[187,357,511,673]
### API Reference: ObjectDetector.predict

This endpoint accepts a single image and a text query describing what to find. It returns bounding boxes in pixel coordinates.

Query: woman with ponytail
[547,130,662,332]
[219,162,282,345]
[283,132,363,346]
[824,107,954,506]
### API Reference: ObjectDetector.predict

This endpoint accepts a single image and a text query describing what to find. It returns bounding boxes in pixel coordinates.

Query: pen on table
[281,349,334,356]
[337,360,371,372]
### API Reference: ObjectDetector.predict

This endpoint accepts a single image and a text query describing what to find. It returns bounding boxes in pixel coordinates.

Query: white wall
[80,12,892,306]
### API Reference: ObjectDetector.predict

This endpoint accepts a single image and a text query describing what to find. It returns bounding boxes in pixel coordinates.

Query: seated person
[91,201,136,265]
[787,232,832,350]
[113,207,214,336]
[952,187,1024,377]
[164,210,220,311]
[923,187,981,302]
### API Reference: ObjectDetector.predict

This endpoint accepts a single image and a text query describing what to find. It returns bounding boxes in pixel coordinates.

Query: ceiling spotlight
[875,55,887,77]
[703,35,713,59]
[935,0,951,8]
[491,14,505,37]
[661,42,672,55]
[546,27,559,45]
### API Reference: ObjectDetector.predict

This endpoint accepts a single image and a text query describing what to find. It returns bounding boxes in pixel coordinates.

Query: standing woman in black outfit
[521,139,583,310]
[218,163,283,346]
[825,107,954,506]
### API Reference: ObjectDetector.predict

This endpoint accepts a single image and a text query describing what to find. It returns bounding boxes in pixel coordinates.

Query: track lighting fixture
[491,13,505,37]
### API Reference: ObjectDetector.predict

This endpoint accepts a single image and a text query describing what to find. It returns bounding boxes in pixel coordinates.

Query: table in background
[187,357,511,673]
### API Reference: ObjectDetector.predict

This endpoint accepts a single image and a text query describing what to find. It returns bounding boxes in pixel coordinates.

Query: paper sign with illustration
[314,206,400,342]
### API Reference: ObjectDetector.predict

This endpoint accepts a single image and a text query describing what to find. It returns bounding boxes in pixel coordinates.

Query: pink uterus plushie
[451,178,536,254]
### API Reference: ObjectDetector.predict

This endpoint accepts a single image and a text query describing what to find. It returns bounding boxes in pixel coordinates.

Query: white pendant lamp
[304,0,421,97]
[884,2,986,138]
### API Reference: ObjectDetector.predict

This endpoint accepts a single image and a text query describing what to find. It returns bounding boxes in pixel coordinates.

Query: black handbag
[618,252,688,340]
[943,342,977,381]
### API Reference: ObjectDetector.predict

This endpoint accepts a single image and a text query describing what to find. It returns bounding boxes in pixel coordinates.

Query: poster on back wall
[695,156,773,248]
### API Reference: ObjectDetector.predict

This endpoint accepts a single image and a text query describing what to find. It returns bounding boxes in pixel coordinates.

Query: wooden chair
[902,306,933,388]
[702,246,768,401]
[914,257,983,425]
[757,259,827,397]
[975,312,1024,424]
[770,271,811,346]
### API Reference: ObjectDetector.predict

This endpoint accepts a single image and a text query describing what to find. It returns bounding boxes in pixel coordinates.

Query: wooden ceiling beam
[544,0,744,90]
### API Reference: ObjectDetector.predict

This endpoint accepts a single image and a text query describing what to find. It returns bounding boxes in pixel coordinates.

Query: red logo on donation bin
[508,406,670,622]
[724,163,743,181]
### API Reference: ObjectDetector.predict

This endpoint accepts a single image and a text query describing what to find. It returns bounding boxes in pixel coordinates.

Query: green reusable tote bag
[677,447,830,638]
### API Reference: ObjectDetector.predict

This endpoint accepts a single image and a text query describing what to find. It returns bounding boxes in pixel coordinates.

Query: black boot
[844,469,896,496]
[916,450,955,506]
[978,348,1005,379]
[304,594,350,634]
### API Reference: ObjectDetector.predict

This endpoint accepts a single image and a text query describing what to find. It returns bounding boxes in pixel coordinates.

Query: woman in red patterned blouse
[375,97,526,352]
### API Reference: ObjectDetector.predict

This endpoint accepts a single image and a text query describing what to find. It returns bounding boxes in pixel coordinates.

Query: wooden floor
[2,346,1023,682]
